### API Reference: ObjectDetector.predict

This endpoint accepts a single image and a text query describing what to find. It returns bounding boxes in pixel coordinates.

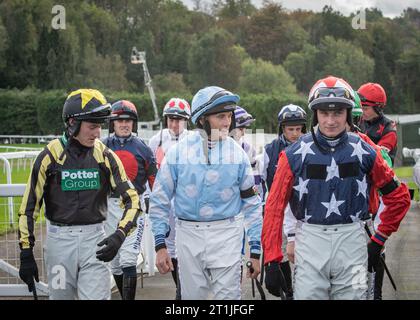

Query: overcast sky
[182,0,420,17]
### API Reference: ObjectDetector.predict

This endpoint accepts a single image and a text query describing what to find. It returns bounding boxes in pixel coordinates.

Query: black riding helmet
[62,89,111,138]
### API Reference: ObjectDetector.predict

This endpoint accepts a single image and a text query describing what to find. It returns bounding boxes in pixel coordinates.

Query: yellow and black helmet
[62,89,111,138]
[62,89,111,123]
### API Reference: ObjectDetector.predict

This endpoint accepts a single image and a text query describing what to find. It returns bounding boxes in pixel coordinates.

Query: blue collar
[315,129,348,150]
[114,133,134,145]
[279,134,292,147]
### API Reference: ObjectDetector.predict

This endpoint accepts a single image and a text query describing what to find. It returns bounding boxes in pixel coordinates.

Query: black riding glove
[96,230,126,262]
[264,261,287,297]
[144,197,150,214]
[368,240,383,272]
[19,248,39,292]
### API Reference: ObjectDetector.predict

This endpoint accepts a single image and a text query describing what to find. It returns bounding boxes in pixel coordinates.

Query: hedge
[0,89,308,135]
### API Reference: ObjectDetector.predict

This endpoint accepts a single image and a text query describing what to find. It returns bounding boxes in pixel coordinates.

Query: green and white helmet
[352,90,363,118]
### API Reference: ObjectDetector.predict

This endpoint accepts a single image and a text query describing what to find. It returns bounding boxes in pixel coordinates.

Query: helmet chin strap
[60,120,81,161]
[203,120,212,137]
[65,119,81,139]
[373,106,383,116]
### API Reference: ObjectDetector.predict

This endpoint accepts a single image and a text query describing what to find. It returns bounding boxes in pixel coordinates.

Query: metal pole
[0,155,14,226]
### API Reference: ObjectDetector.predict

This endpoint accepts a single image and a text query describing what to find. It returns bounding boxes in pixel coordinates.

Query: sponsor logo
[61,169,100,191]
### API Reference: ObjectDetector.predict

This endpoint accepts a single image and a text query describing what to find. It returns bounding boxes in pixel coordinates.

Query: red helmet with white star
[308,76,355,127]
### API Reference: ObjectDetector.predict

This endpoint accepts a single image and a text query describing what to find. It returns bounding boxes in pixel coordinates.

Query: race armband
[240,186,258,199]
[379,178,399,195]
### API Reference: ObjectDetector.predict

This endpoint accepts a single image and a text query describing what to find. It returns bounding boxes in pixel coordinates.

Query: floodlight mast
[131,47,161,129]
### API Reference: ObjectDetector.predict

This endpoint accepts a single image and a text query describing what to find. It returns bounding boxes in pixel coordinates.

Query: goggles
[358,93,385,107]
[236,115,255,128]
[311,87,353,102]
[280,111,305,121]
[70,104,112,122]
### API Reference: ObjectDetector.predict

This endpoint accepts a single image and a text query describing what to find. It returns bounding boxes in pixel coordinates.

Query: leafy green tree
[300,13,324,45]
[317,36,374,89]
[300,6,354,46]
[214,0,256,18]
[285,36,374,92]
[319,6,354,42]
[215,1,255,47]
[37,26,52,89]
[36,27,79,90]
[284,44,320,92]
[187,28,241,91]
[238,58,297,95]
[36,26,78,90]
[0,17,8,72]
[0,0,38,88]
[83,3,119,56]
[153,73,190,95]
[239,93,308,134]
[83,54,130,91]
[155,1,198,74]
[0,0,419,116]
[232,44,250,63]
[244,3,308,64]
[393,44,420,114]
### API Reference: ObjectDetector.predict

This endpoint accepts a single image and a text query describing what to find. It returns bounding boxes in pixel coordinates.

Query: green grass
[0,152,36,235]
[0,199,23,235]
[394,166,414,178]
[0,165,32,184]
[0,163,31,235]
[392,167,419,201]
[0,143,40,184]
[0,143,44,152]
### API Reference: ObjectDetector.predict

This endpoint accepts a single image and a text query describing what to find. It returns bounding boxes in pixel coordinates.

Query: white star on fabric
[350,211,362,222]
[350,141,370,163]
[293,177,309,201]
[321,193,345,218]
[326,157,340,181]
[293,141,315,162]
[303,208,312,222]
[356,176,368,198]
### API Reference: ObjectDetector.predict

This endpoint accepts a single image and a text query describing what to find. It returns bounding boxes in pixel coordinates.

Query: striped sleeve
[18,148,51,249]
[104,148,141,236]
[149,155,176,251]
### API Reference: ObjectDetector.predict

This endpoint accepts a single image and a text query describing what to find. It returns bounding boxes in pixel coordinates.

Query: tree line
[0,0,419,129]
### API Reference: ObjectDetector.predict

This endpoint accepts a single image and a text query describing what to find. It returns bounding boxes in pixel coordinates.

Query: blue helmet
[191,86,239,125]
